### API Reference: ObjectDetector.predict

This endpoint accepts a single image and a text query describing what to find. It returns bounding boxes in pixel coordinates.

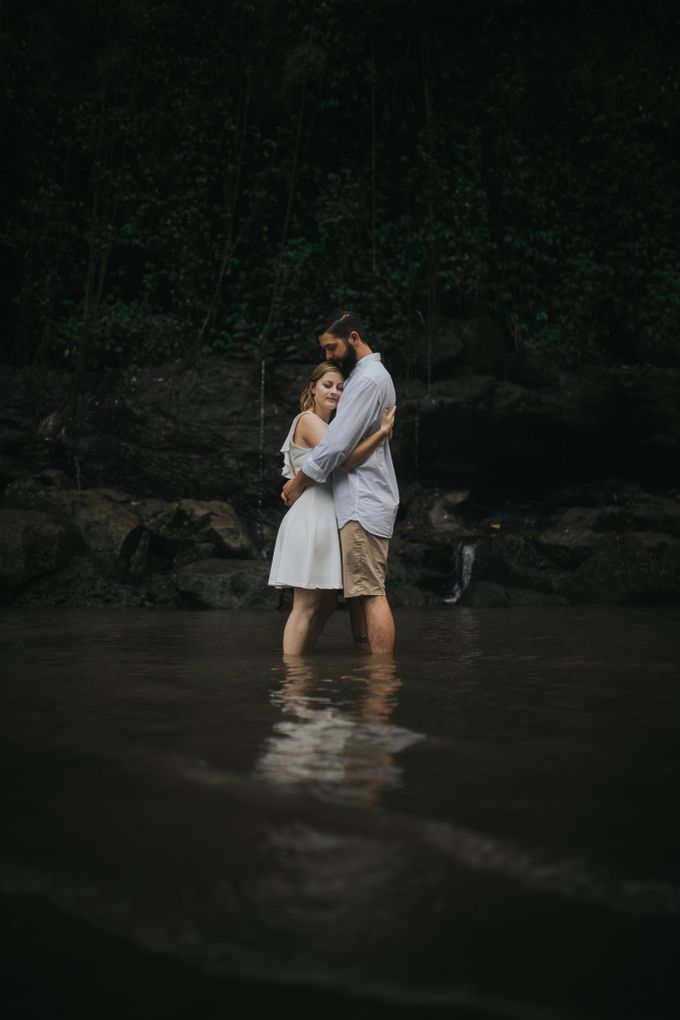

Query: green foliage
[2,0,680,370]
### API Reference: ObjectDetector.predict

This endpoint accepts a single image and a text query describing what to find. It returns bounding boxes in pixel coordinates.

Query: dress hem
[269,583,341,590]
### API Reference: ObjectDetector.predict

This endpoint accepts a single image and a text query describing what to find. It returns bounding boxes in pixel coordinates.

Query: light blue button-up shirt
[302,353,399,538]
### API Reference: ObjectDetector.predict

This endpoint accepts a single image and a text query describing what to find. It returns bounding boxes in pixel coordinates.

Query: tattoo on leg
[353,634,369,645]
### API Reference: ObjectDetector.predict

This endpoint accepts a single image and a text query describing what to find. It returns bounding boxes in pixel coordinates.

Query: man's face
[318,331,357,372]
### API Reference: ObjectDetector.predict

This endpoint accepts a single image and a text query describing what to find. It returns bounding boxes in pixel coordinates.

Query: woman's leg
[304,590,337,653]
[283,588,326,656]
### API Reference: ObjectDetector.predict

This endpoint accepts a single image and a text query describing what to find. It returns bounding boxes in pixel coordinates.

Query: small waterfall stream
[444,541,477,604]
[413,403,420,475]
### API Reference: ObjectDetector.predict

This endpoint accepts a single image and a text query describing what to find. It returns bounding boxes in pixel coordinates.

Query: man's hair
[317,309,364,340]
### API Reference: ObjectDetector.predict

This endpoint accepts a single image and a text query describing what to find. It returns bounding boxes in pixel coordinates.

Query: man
[281,310,399,654]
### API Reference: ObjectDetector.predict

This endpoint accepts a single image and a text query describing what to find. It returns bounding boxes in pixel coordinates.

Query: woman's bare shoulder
[293,411,327,447]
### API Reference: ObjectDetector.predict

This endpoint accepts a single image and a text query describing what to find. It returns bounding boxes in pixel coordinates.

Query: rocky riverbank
[2,334,680,609]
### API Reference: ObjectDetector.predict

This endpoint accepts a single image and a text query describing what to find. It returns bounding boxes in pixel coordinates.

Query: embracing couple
[268,310,399,657]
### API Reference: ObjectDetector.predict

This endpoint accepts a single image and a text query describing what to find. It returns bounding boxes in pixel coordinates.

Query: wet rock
[427,490,473,534]
[176,499,257,558]
[151,499,257,559]
[172,542,220,568]
[3,482,148,580]
[0,453,28,492]
[430,375,497,405]
[0,427,26,457]
[536,507,606,568]
[411,367,629,487]
[173,558,277,609]
[64,493,148,579]
[417,318,507,377]
[125,497,173,526]
[460,582,565,607]
[52,358,291,514]
[2,351,680,609]
[537,494,680,570]
[127,530,151,580]
[0,366,69,428]
[542,478,643,511]
[591,493,680,537]
[3,470,72,503]
[0,509,71,595]
[13,556,176,608]
[12,555,110,606]
[388,529,457,603]
[564,534,680,604]
[389,583,430,607]
[465,535,562,596]
[499,353,562,388]
[5,353,680,507]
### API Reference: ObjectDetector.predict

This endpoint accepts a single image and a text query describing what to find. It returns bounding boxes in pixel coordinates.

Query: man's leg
[363,594,395,655]
[347,597,370,653]
[340,522,395,655]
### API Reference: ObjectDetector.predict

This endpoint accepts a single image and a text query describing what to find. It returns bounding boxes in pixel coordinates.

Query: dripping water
[413,403,420,475]
[444,541,477,604]
[257,357,266,536]
[72,454,82,490]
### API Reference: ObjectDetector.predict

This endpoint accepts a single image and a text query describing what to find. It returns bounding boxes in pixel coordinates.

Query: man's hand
[281,469,312,508]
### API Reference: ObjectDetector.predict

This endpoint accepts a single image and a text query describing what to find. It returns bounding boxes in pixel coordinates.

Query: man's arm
[338,406,395,472]
[281,378,384,507]
[304,377,384,481]
[281,466,313,507]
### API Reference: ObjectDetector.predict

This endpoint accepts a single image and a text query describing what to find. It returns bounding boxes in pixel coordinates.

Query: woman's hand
[379,405,396,439]
[338,406,396,472]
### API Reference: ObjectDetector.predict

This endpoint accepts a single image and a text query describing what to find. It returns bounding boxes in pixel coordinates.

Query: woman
[269,362,395,655]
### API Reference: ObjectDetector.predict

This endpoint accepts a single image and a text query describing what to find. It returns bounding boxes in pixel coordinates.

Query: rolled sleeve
[303,378,384,483]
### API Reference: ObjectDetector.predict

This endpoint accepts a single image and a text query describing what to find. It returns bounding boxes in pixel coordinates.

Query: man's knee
[364,594,392,615]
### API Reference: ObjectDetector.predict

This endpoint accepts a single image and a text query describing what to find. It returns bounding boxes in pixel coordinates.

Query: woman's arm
[338,406,396,472]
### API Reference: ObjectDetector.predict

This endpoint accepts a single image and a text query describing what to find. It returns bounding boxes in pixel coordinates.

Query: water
[446,541,477,603]
[1,607,679,1018]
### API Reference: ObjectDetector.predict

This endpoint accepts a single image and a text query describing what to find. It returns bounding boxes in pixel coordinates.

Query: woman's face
[311,369,344,417]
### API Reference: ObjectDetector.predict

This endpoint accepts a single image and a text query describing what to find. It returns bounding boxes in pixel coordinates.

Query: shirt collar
[348,352,381,379]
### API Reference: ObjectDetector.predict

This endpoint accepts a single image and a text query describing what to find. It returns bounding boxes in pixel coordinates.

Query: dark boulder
[173,558,278,609]
[3,481,148,580]
[0,509,72,596]
[564,534,680,604]
[151,498,257,560]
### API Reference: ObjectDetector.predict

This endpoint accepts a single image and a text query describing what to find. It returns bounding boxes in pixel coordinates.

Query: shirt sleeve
[303,376,385,483]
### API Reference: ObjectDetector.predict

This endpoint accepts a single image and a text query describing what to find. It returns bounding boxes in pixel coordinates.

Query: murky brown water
[1,607,679,1018]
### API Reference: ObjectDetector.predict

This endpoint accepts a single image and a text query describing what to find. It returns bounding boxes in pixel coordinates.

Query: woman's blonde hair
[299,362,343,412]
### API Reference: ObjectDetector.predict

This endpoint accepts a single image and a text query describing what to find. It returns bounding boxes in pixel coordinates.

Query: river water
[2,606,679,1019]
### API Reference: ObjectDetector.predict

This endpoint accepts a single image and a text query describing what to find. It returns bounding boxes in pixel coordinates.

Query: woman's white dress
[268,413,343,590]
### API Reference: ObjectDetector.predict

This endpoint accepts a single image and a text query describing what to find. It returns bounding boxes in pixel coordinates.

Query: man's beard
[332,343,357,375]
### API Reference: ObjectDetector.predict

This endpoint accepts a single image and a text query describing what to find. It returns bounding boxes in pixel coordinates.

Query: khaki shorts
[339,521,390,598]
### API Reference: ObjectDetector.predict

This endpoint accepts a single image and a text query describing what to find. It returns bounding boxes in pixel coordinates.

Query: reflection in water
[3,608,680,1019]
[254,656,424,807]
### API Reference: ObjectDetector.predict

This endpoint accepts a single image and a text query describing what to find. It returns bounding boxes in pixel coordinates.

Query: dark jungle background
[3,0,680,377]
